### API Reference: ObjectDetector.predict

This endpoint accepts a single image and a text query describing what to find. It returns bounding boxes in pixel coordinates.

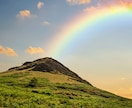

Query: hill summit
[9,57,91,85]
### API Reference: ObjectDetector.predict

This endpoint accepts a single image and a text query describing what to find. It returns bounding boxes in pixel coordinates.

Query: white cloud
[16,10,31,19]
[66,0,91,5]
[16,10,37,19]
[26,46,44,54]
[0,45,18,56]
[37,1,44,9]
[42,21,50,26]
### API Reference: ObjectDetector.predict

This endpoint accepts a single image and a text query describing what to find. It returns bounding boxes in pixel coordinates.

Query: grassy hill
[0,57,132,108]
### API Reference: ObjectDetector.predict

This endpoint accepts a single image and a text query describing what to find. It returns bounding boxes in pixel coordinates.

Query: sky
[0,0,132,99]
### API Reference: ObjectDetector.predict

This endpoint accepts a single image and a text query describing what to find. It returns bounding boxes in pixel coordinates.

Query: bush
[28,77,38,87]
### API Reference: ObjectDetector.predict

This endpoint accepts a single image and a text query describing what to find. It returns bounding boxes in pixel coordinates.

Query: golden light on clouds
[66,0,91,5]
[83,0,132,13]
[16,10,37,19]
[37,1,44,9]
[16,10,31,19]
[26,46,44,54]
[0,45,18,56]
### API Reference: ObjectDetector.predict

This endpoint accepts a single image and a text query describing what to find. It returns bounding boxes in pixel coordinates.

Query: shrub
[28,77,38,87]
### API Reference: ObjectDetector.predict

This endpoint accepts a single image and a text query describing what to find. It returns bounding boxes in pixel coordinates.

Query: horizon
[0,0,132,99]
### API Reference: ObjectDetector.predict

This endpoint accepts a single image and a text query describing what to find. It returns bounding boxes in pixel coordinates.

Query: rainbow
[48,2,132,57]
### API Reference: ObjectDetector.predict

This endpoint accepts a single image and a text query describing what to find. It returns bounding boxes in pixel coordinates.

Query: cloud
[83,0,132,13]
[26,46,44,54]
[83,3,103,13]
[42,21,50,26]
[66,0,91,5]
[83,6,98,12]
[37,1,44,9]
[16,10,37,19]
[0,45,18,56]
[104,0,132,9]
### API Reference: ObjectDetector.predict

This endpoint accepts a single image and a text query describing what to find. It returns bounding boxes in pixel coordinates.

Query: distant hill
[0,57,132,108]
[8,57,91,85]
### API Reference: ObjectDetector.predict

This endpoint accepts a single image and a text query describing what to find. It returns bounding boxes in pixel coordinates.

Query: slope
[0,57,132,108]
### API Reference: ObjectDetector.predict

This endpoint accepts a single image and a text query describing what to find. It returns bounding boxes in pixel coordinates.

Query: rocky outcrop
[8,57,92,85]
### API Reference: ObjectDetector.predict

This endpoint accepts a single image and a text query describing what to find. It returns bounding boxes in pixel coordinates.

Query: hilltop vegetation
[0,57,132,108]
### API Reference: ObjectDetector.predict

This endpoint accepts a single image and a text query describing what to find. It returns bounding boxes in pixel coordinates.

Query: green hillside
[0,57,132,108]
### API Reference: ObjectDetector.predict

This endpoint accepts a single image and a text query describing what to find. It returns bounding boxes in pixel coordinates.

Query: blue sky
[0,0,132,99]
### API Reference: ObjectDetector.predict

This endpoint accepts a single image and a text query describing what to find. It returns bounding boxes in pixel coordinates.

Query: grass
[0,70,132,108]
